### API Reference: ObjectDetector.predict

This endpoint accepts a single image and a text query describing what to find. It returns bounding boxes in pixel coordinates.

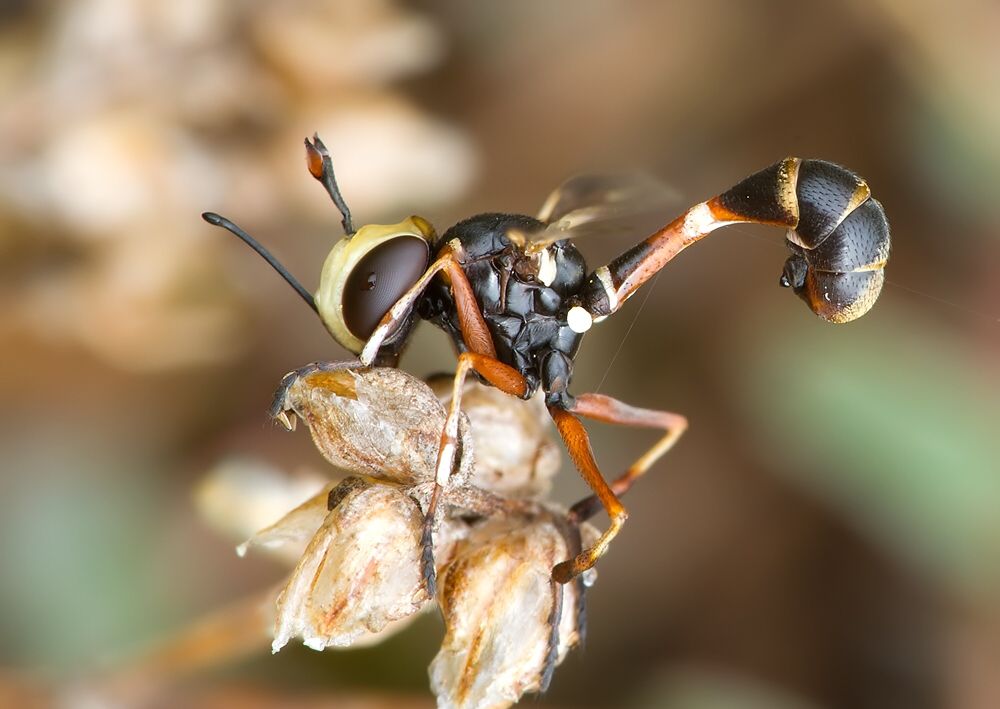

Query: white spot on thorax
[537,246,557,287]
[567,306,593,333]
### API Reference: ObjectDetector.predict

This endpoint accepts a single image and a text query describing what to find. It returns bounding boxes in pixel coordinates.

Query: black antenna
[202,212,318,314]
[305,134,355,235]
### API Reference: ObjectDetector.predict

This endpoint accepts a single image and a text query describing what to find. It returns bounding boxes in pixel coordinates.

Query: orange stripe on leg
[548,406,627,584]
[461,353,528,397]
[567,393,687,522]
[443,260,497,359]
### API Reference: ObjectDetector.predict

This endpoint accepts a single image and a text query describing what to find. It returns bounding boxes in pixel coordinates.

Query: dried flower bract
[431,516,592,709]
[206,366,598,708]
[271,478,433,650]
[272,366,475,488]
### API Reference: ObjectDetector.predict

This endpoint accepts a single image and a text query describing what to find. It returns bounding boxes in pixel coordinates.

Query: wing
[526,172,682,252]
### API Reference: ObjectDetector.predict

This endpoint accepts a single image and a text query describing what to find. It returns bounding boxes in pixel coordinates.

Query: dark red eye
[342,236,429,340]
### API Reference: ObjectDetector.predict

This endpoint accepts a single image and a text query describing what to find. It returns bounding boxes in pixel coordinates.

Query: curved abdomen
[718,158,891,323]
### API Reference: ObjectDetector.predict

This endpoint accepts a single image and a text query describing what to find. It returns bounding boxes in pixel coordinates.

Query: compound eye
[342,236,429,340]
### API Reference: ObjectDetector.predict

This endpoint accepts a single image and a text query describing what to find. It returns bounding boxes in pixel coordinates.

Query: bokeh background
[1,1,998,707]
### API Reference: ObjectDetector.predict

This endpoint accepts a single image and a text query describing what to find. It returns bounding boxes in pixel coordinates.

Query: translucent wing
[525,172,682,253]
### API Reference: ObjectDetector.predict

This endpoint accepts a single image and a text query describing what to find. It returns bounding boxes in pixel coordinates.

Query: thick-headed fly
[203,135,890,590]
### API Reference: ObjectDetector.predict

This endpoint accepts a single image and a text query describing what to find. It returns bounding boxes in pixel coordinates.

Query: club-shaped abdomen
[720,157,890,323]
[782,160,890,323]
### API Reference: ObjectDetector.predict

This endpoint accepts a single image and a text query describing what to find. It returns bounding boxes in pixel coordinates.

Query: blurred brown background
[1,1,998,708]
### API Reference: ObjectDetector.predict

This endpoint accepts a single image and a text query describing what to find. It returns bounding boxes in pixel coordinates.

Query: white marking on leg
[360,327,387,365]
[436,441,456,486]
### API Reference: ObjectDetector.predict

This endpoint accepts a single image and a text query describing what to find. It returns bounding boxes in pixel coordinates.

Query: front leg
[565,393,688,523]
[361,243,496,366]
[355,242,510,596]
[269,359,363,428]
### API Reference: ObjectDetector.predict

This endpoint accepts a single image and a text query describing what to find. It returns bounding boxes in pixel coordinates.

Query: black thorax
[417,213,588,407]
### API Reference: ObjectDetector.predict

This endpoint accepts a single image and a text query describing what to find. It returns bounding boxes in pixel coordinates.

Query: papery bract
[274,367,474,488]
[272,479,432,651]
[430,517,591,709]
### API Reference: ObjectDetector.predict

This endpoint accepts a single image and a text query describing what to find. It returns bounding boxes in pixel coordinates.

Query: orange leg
[547,394,687,583]
[361,244,496,365]
[547,406,628,584]
[566,393,687,522]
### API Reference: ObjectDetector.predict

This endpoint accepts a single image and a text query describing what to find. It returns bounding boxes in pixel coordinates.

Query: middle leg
[421,352,529,595]
[566,393,687,523]
[547,406,628,584]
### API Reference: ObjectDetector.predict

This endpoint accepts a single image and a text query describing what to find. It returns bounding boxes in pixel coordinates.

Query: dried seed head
[271,479,431,651]
[236,482,334,563]
[430,516,594,709]
[273,367,475,488]
[196,460,330,563]
[429,379,561,499]
[205,365,602,696]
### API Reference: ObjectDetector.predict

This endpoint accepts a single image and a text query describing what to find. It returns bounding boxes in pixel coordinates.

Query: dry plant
[187,366,597,709]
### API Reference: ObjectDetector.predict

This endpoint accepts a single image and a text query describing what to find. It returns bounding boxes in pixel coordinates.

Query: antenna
[305,134,355,235]
[202,212,318,314]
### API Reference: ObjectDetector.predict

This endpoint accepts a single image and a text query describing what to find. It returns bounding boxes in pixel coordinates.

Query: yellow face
[315,216,435,354]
